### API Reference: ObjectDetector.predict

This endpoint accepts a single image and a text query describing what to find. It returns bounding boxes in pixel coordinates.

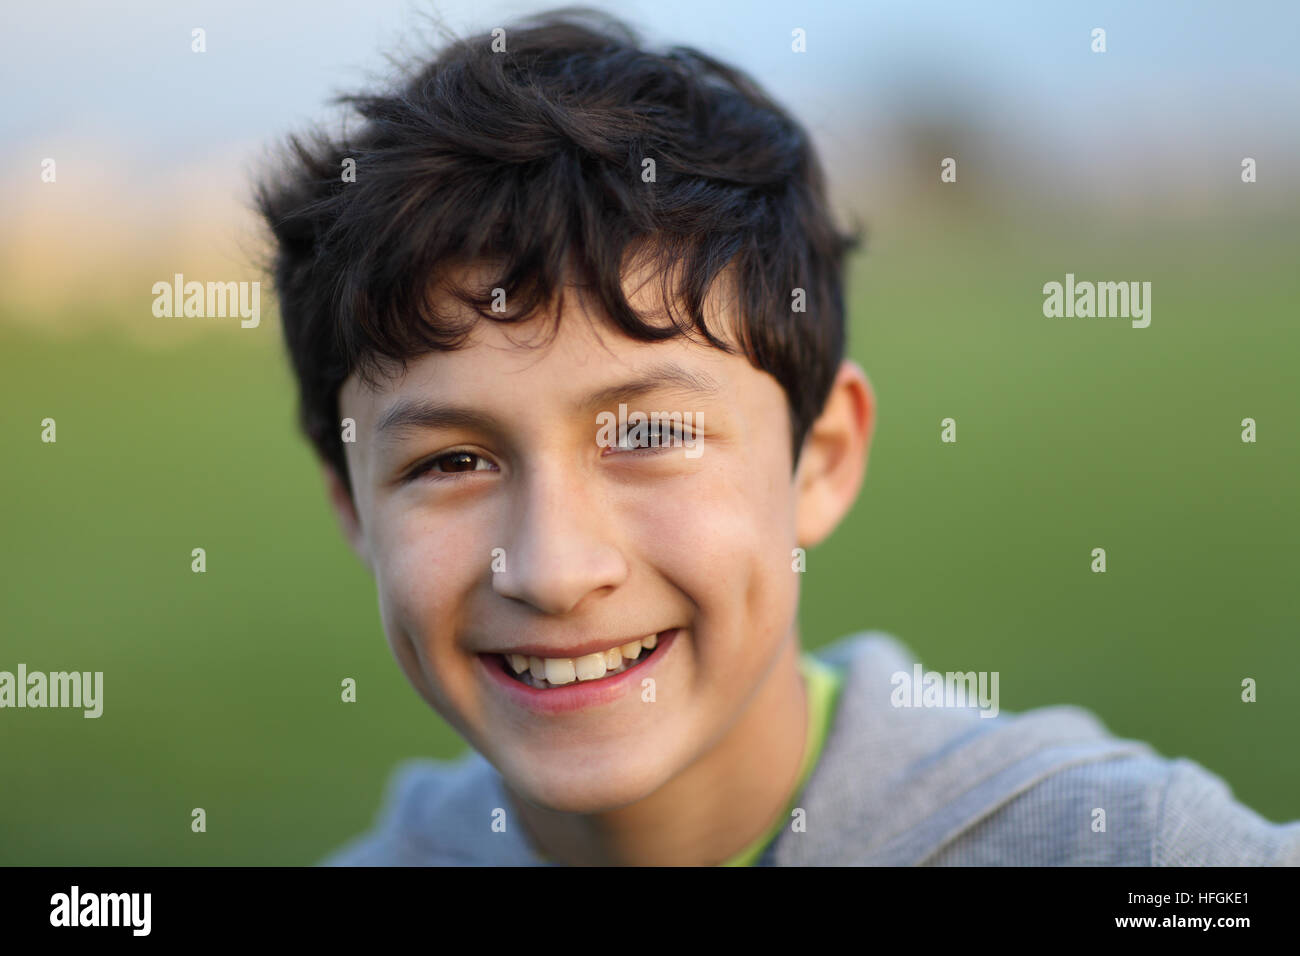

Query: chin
[506,756,671,815]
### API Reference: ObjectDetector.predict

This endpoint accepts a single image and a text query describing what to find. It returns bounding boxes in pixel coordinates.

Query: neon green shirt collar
[720,651,844,866]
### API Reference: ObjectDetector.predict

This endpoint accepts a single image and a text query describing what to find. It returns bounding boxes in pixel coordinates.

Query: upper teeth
[507,633,661,686]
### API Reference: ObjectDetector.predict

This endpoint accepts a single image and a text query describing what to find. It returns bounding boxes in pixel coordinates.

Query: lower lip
[478,629,679,715]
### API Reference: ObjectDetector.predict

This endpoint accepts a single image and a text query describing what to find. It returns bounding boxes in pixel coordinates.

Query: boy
[255,9,1299,866]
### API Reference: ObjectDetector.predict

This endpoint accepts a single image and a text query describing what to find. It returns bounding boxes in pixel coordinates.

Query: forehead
[340,257,763,417]
[342,309,746,430]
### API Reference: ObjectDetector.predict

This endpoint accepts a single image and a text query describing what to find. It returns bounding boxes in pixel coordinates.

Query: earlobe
[322,463,368,566]
[794,360,875,548]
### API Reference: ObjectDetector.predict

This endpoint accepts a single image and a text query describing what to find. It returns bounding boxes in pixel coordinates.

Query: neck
[506,631,809,866]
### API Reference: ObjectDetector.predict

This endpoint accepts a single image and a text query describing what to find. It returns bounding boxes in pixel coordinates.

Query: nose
[491,463,628,615]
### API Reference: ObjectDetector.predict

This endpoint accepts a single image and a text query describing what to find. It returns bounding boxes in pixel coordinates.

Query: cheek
[630,450,799,658]
[368,503,485,670]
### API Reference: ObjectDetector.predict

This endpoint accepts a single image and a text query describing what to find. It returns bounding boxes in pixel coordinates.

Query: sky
[3,0,1296,319]
[6,0,1297,165]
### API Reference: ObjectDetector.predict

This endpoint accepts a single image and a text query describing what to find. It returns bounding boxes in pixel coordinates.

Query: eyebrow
[374,362,721,440]
[375,401,506,441]
[579,362,721,412]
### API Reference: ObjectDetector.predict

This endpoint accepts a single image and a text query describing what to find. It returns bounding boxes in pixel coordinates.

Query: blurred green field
[2,218,1297,864]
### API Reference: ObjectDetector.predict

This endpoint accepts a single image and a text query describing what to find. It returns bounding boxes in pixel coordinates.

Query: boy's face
[332,267,869,813]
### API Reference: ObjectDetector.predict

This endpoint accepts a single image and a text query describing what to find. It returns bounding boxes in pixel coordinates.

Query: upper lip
[487,630,668,660]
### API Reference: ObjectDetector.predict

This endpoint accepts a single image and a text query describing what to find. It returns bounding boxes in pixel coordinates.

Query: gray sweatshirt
[321,631,1300,865]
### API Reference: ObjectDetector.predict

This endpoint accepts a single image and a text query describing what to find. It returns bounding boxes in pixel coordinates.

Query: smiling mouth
[497,632,666,689]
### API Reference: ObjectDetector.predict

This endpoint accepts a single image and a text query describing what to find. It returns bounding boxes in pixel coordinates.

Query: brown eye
[438,452,479,473]
[406,449,498,481]
[405,449,497,483]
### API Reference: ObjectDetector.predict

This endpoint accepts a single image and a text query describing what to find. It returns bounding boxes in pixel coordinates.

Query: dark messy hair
[254,6,861,493]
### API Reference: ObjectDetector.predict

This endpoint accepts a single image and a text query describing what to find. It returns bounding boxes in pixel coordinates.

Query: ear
[322,462,369,566]
[794,360,875,548]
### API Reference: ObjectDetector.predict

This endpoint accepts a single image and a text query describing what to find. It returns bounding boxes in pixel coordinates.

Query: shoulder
[318,751,541,866]
[930,753,1300,866]
[778,632,1300,866]
[1150,757,1300,866]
